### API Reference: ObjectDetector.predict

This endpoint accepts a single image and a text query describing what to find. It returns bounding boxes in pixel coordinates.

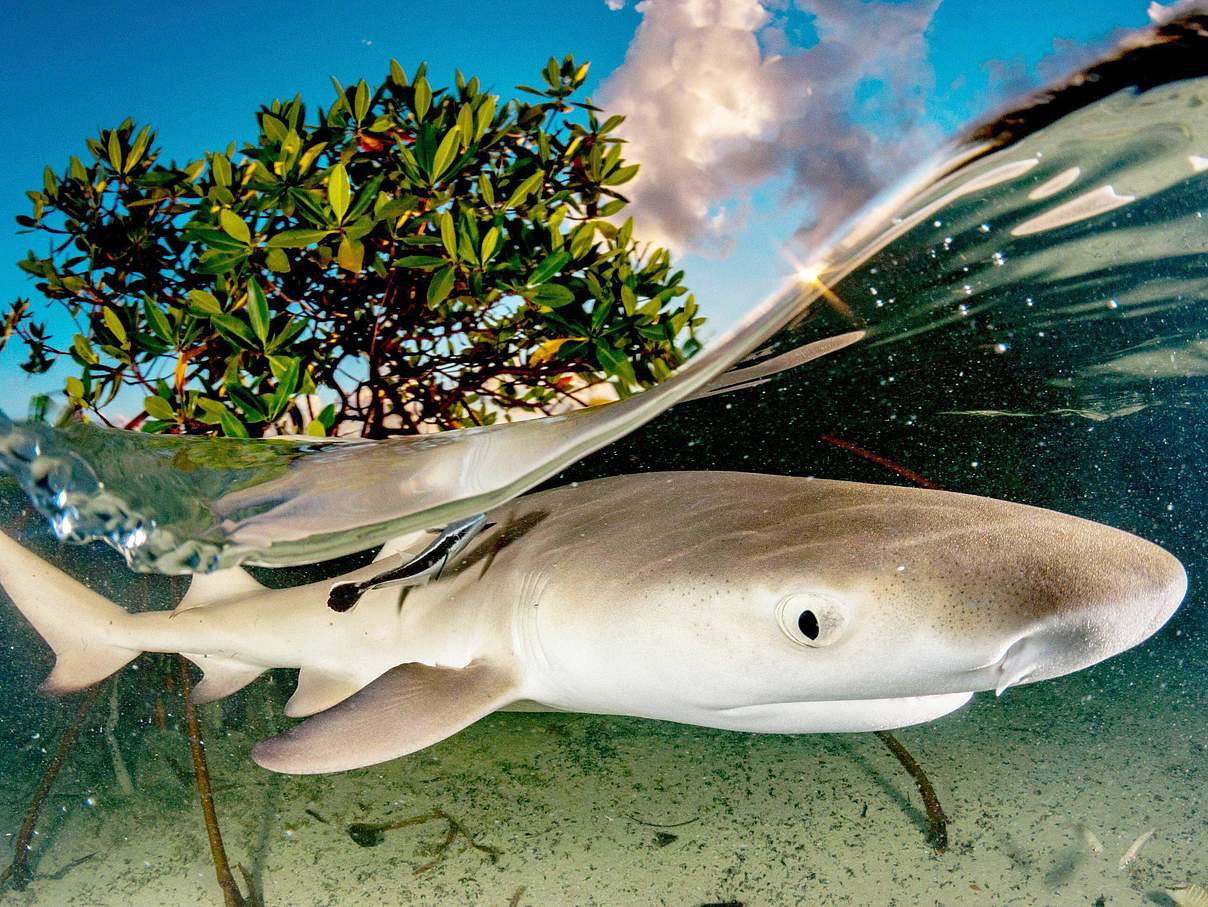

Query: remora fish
[0,471,1186,775]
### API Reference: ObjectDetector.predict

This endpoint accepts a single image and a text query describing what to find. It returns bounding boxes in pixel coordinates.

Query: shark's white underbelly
[503,691,974,734]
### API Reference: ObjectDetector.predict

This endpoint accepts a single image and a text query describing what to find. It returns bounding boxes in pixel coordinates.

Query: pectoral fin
[252,660,517,774]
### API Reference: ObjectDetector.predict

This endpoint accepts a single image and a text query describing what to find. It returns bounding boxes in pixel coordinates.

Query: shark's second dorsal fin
[252,660,517,774]
[174,567,265,614]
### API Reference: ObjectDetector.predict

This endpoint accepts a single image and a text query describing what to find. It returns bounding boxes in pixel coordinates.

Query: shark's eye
[777,592,846,648]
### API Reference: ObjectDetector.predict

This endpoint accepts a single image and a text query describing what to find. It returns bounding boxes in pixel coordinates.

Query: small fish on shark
[0,471,1186,775]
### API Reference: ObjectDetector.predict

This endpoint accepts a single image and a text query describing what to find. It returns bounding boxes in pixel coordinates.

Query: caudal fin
[0,531,140,694]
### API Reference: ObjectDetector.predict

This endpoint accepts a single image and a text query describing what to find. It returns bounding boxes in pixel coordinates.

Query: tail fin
[0,531,140,694]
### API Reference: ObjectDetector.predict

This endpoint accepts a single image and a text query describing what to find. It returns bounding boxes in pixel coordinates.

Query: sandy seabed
[0,639,1203,907]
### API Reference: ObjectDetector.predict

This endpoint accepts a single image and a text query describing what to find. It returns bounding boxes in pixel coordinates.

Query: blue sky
[0,0,1152,411]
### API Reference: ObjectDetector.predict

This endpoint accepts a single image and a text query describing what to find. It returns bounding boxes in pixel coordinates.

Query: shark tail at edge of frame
[0,530,267,703]
[0,529,140,695]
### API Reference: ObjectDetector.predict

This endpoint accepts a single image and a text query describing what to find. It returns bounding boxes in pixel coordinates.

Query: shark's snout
[990,534,1186,692]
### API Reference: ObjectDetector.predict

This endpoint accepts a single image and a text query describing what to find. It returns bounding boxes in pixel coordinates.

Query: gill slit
[511,569,554,686]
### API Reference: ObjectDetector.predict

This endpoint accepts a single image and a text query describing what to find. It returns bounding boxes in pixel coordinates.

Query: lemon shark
[0,471,1186,775]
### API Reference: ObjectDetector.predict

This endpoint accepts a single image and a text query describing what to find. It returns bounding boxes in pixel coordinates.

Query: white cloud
[1147,0,1205,24]
[605,0,626,9]
[598,0,941,257]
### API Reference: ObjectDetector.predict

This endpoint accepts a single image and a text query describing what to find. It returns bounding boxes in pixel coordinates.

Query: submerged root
[820,439,950,854]
[346,808,501,875]
[874,730,948,854]
[177,656,262,907]
[104,676,134,796]
[0,686,102,891]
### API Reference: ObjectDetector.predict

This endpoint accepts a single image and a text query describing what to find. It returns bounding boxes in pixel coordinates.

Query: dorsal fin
[174,567,265,614]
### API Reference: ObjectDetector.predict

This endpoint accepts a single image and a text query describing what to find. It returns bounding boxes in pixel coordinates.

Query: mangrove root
[104,676,134,795]
[0,686,102,891]
[874,730,948,854]
[177,656,262,907]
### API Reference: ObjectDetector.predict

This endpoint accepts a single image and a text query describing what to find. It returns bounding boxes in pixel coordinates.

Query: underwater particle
[979,223,992,233]
[992,251,1006,266]
[1080,825,1104,854]
[962,285,973,296]
[933,219,943,227]
[1107,298,1120,310]
[1166,883,1208,906]
[993,343,1009,353]
[1119,828,1154,870]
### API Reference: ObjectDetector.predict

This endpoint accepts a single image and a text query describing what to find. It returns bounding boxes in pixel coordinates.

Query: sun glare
[795,262,827,284]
